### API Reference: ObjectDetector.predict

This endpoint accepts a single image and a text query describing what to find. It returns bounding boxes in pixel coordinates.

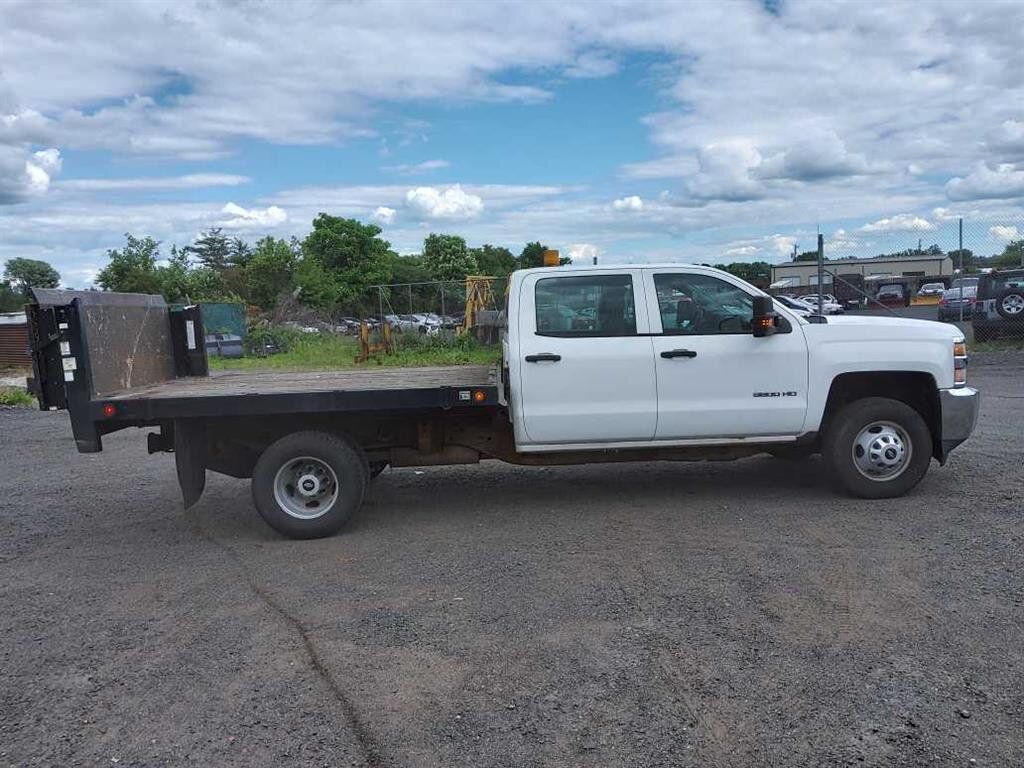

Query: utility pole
[817,234,825,316]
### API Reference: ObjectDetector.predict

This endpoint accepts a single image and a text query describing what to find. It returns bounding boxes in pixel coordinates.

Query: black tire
[995,286,1024,321]
[368,461,388,479]
[251,431,368,539]
[822,397,932,499]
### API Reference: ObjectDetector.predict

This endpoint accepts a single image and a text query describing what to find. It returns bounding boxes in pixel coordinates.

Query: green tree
[947,248,975,270]
[470,244,516,277]
[3,257,60,298]
[184,228,231,270]
[519,241,570,268]
[228,237,253,268]
[296,214,393,307]
[96,234,163,294]
[714,261,772,285]
[245,237,297,310]
[793,250,819,262]
[0,281,23,311]
[422,233,478,281]
[993,240,1024,269]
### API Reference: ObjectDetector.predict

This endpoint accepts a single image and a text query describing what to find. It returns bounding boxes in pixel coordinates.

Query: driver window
[654,273,754,335]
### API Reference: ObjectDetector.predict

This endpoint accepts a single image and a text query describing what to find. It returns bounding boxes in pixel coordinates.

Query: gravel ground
[1,355,1022,767]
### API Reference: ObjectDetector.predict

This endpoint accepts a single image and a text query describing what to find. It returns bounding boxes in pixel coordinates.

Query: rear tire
[822,397,932,499]
[251,431,368,539]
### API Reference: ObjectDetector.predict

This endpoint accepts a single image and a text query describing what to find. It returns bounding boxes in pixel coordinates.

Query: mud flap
[174,419,207,509]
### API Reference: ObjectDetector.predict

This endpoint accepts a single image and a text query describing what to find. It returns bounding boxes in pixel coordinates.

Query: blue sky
[1,0,1023,286]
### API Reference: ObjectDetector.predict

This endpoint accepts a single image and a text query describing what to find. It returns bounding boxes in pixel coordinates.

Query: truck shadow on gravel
[193,454,963,542]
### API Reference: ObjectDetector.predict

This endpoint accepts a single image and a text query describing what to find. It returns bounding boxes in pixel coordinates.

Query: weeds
[210,328,500,371]
[0,387,34,408]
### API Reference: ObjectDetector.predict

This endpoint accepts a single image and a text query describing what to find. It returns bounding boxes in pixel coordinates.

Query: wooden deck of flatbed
[106,365,495,400]
[96,365,499,421]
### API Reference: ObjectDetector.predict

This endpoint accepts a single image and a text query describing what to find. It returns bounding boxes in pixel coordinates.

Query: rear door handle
[660,349,697,359]
[525,353,561,363]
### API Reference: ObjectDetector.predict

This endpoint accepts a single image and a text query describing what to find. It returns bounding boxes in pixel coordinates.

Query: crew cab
[26,265,979,539]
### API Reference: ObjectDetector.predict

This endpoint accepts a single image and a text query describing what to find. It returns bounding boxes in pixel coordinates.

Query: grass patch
[972,337,1024,353]
[210,330,500,371]
[0,387,34,408]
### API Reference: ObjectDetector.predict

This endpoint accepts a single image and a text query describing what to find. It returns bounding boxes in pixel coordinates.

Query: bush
[245,325,304,357]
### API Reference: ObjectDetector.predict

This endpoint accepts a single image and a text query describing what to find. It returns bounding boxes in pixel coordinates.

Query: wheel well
[823,372,941,459]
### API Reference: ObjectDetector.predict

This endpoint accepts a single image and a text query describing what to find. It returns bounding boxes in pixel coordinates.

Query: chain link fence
[770,216,1024,345]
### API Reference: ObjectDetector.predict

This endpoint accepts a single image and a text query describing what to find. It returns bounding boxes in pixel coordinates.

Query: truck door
[515,270,657,445]
[642,269,809,439]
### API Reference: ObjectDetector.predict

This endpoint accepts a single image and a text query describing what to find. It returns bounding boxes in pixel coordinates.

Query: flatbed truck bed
[102,366,498,420]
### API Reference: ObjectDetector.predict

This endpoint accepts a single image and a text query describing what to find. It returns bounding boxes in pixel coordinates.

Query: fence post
[817,233,825,316]
[958,217,964,322]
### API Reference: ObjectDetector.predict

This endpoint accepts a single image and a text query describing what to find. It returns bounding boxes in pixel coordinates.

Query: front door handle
[525,353,561,363]
[661,348,697,359]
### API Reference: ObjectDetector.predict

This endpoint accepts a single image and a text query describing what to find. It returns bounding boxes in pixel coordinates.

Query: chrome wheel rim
[851,421,912,481]
[273,456,339,519]
[1001,294,1024,315]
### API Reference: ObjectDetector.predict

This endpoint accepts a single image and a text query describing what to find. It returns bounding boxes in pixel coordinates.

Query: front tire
[252,431,368,539]
[822,397,932,499]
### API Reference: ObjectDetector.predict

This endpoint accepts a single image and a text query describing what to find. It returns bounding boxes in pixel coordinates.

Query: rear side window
[535,274,636,336]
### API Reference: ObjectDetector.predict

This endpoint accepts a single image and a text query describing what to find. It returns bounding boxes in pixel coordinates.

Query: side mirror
[751,295,777,337]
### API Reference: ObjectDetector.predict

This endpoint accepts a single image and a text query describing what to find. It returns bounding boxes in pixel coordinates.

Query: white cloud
[219,202,287,229]
[769,234,797,257]
[372,206,396,225]
[0,146,61,203]
[59,173,249,191]
[563,52,618,79]
[758,132,875,181]
[723,245,758,257]
[383,159,450,176]
[860,214,935,232]
[612,195,643,211]
[946,163,1024,201]
[405,184,483,220]
[990,225,1020,242]
[685,141,764,202]
[987,120,1024,158]
[566,243,600,263]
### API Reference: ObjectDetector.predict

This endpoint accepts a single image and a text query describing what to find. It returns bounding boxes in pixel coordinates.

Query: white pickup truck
[27,265,979,539]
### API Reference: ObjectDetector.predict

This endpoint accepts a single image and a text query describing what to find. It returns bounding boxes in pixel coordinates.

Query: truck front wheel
[251,431,368,539]
[822,397,932,499]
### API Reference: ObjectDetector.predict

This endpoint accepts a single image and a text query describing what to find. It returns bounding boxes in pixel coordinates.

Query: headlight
[953,340,967,387]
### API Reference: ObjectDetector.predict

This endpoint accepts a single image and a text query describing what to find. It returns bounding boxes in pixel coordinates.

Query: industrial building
[770,253,954,289]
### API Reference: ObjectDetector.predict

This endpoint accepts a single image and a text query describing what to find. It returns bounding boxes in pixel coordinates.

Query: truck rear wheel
[251,431,368,539]
[822,397,932,499]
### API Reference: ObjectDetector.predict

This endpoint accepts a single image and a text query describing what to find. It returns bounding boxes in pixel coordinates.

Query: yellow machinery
[354,320,394,364]
[462,275,497,335]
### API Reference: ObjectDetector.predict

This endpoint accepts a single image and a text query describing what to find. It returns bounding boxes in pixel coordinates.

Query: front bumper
[938,386,980,463]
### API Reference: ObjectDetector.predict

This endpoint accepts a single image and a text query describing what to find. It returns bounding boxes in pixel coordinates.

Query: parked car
[774,295,815,317]
[937,285,978,322]
[918,282,946,298]
[875,284,909,307]
[205,333,244,358]
[797,294,844,314]
[972,268,1024,341]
